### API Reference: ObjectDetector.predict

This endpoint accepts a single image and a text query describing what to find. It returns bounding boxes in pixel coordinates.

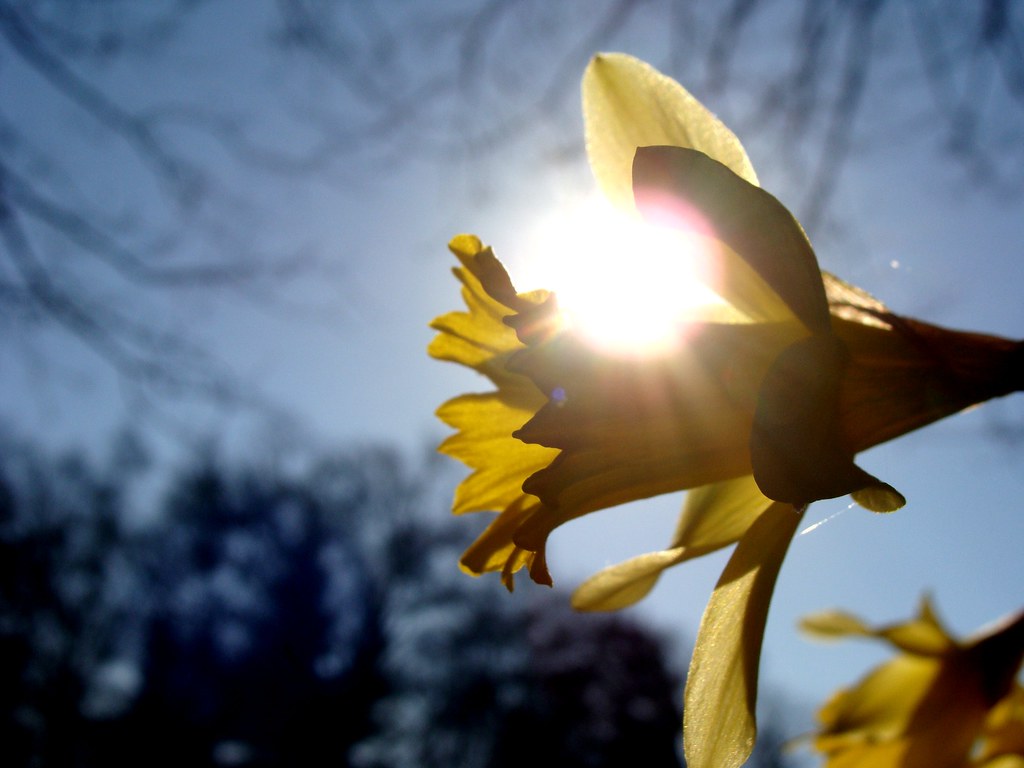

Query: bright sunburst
[519,195,726,355]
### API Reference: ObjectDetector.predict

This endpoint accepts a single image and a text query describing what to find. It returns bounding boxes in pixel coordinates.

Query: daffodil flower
[978,684,1024,767]
[429,53,1024,767]
[802,598,1024,768]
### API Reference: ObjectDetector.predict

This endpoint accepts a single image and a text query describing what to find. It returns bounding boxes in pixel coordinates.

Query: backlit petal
[571,474,771,611]
[836,315,1024,453]
[429,236,559,585]
[428,234,546,383]
[979,757,1024,768]
[436,389,552,515]
[670,472,773,551]
[801,596,953,657]
[800,610,875,640]
[814,655,961,768]
[978,685,1024,764]
[583,52,758,210]
[633,146,828,333]
[684,502,802,768]
[459,494,545,588]
[571,547,688,612]
[808,603,1024,767]
[751,332,903,509]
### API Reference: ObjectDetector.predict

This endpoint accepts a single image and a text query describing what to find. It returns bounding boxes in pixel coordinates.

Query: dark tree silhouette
[353,535,686,768]
[0,430,152,766]
[3,430,807,767]
[123,457,387,766]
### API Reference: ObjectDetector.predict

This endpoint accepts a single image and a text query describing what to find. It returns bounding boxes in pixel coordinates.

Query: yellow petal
[836,314,1024,454]
[978,757,1024,768]
[632,146,828,334]
[583,52,758,210]
[880,597,953,656]
[751,332,902,508]
[431,236,558,518]
[817,740,913,768]
[670,474,772,551]
[428,235,549,383]
[815,655,940,752]
[800,610,875,641]
[695,238,799,326]
[978,685,1024,764]
[850,484,906,513]
[808,603,1024,768]
[684,502,802,768]
[824,271,891,328]
[459,494,544,586]
[801,595,953,656]
[572,475,771,612]
[815,652,988,768]
[571,547,688,612]
[436,388,554,515]
[430,235,560,585]
[860,612,951,656]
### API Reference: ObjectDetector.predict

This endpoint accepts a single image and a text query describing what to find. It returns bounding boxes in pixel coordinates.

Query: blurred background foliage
[0,429,710,766]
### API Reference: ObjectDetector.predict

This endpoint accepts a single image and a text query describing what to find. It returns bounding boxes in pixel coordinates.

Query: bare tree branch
[4,0,1024,426]
[0,0,366,415]
[0,3,200,203]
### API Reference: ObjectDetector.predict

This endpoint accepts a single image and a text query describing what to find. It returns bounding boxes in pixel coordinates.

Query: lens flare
[519,195,726,356]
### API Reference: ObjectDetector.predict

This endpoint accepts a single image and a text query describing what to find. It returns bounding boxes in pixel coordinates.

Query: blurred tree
[3,430,805,767]
[120,454,388,766]
[0,429,151,766]
[351,523,685,768]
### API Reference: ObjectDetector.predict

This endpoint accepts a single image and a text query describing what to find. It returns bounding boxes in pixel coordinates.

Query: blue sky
[3,0,1022,749]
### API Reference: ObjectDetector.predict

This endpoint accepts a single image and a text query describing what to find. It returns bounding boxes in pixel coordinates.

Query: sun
[517,194,727,355]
